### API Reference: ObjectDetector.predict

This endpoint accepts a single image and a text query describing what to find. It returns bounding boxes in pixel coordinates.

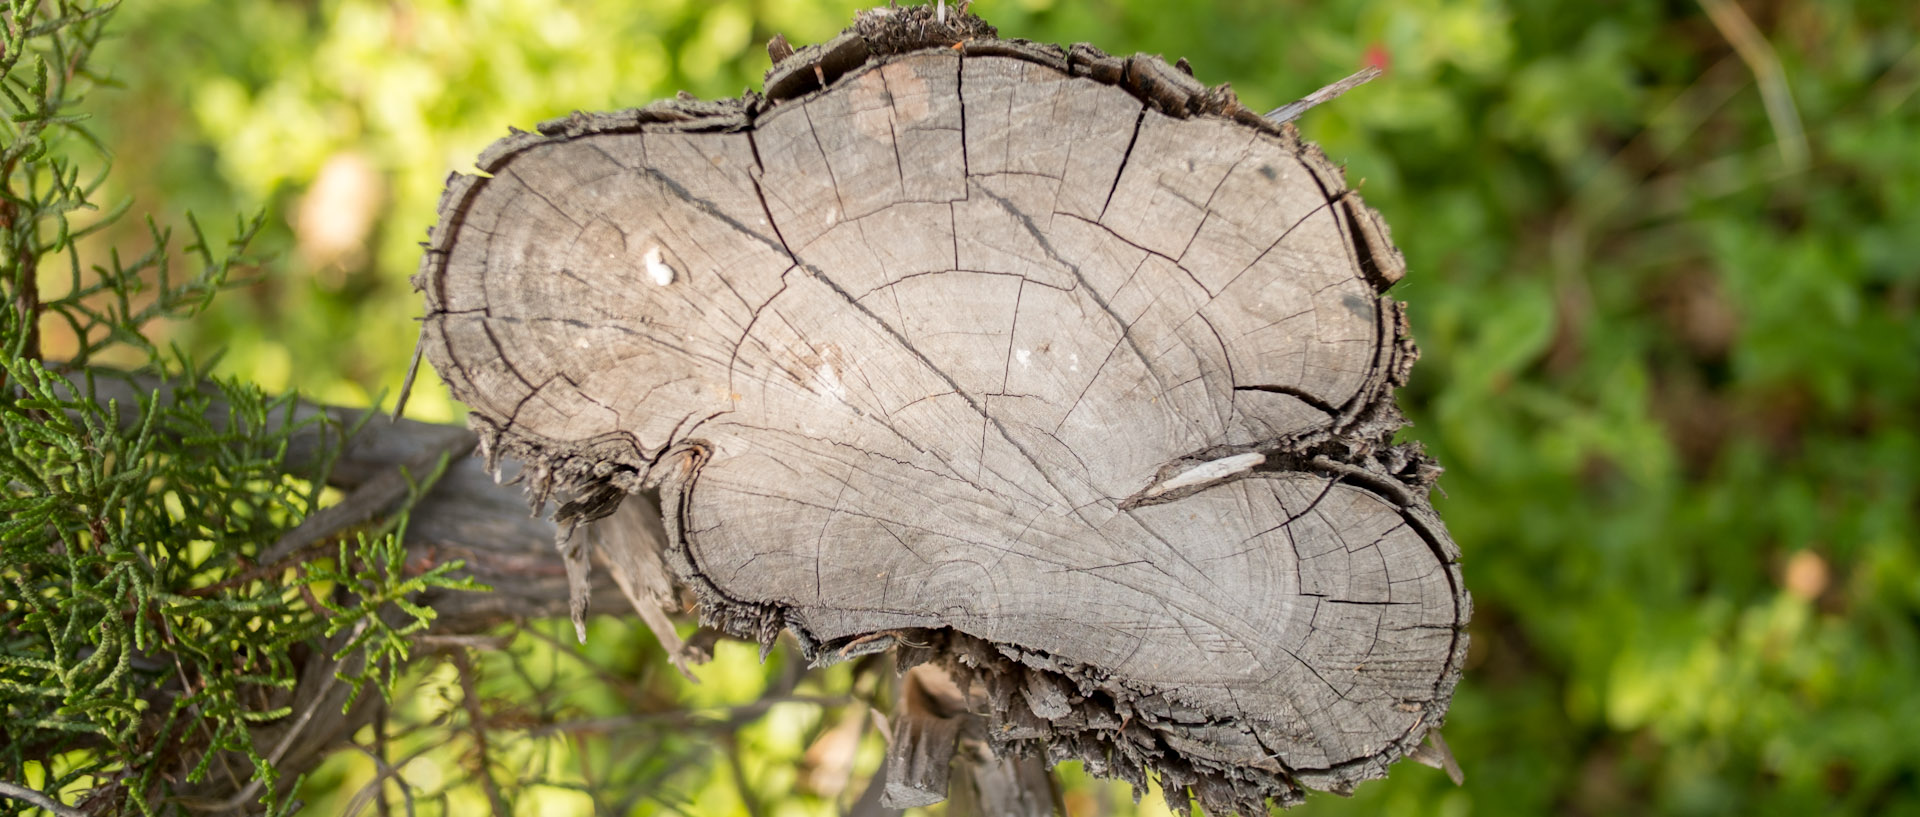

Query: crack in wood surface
[414,6,1467,815]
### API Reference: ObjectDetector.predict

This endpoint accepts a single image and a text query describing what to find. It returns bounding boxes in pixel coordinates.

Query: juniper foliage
[0,2,479,814]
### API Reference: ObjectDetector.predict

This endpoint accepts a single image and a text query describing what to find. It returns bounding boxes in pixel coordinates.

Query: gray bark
[415,7,1469,813]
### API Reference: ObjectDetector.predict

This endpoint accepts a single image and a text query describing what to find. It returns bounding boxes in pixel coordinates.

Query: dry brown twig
[1697,0,1808,170]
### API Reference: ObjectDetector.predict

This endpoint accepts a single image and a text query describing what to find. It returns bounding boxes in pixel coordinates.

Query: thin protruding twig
[452,650,511,817]
[342,740,421,817]
[393,331,426,421]
[414,633,515,651]
[373,700,393,817]
[1265,66,1383,124]
[0,780,84,817]
[1698,0,1808,170]
[724,736,766,817]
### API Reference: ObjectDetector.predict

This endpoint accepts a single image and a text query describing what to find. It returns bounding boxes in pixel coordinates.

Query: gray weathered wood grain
[415,6,1467,813]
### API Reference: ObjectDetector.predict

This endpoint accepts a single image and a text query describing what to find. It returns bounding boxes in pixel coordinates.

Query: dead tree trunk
[415,7,1469,813]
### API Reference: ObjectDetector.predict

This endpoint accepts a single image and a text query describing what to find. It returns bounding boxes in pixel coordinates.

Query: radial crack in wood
[415,6,1468,813]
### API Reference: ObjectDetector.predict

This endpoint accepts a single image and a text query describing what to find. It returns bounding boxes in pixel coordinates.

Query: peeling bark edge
[411,6,1469,814]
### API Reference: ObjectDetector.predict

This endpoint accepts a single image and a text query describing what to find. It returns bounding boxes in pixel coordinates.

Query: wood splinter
[1141,452,1266,499]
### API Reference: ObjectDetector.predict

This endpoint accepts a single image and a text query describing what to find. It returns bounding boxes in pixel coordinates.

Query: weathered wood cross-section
[415,7,1468,813]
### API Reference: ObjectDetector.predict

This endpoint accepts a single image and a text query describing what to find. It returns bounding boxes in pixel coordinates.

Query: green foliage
[36,0,1920,815]
[0,0,114,368]
[3,359,323,814]
[0,2,483,814]
[298,455,485,712]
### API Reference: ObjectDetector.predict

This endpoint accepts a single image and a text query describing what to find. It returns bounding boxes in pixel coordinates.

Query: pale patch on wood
[643,245,673,286]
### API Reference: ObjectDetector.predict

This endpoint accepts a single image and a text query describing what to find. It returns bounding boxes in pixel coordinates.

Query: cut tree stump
[414,7,1469,813]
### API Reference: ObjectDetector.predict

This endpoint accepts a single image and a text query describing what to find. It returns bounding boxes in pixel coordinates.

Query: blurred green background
[71,0,1920,813]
